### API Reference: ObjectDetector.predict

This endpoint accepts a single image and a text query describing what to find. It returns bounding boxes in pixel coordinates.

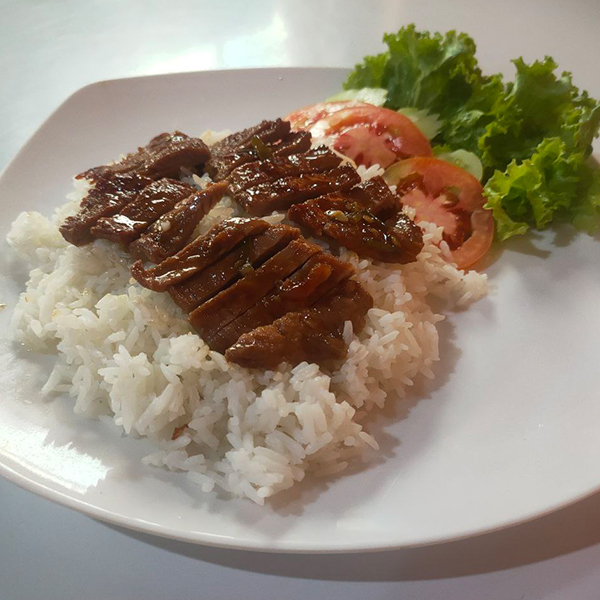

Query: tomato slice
[286,103,432,168]
[384,157,494,270]
[286,101,372,131]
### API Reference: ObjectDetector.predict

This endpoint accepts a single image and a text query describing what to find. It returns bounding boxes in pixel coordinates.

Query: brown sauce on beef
[90,178,195,245]
[128,182,228,264]
[225,279,373,369]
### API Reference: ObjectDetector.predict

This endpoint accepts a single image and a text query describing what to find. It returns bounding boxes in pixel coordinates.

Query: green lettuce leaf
[479,58,600,175]
[344,25,486,121]
[344,53,388,89]
[483,138,600,240]
[343,26,600,239]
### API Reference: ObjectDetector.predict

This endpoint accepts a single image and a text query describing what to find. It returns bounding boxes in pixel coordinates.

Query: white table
[3,1,600,598]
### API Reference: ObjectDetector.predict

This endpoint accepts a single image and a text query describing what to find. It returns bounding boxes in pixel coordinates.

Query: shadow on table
[104,487,600,582]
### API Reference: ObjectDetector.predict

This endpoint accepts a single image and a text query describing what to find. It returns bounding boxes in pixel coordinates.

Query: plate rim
[2,67,600,554]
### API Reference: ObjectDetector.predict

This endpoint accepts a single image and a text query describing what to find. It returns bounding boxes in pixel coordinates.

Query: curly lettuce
[343,25,600,239]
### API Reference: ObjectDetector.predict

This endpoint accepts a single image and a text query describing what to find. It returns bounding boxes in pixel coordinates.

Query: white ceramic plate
[1,67,600,553]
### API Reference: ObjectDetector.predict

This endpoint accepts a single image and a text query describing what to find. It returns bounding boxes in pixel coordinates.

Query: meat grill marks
[218,117,424,263]
[90,178,195,246]
[225,279,373,369]
[78,131,210,182]
[61,130,213,248]
[131,217,270,291]
[132,217,371,368]
[205,118,312,181]
[59,121,391,369]
[128,181,228,263]
[209,119,290,159]
[60,173,153,246]
[288,177,424,263]
[168,224,300,312]
[189,238,322,350]
[228,146,343,194]
[234,165,361,216]
[210,251,354,354]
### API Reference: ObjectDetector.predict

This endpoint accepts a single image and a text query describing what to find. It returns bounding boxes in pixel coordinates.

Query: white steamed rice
[6,131,487,504]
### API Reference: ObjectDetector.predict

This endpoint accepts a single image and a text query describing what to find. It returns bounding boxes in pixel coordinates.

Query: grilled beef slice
[288,178,423,263]
[168,224,300,312]
[60,172,152,246]
[205,119,291,180]
[90,178,195,245]
[234,165,361,216]
[128,181,228,263]
[210,251,354,353]
[225,279,373,369]
[189,238,322,347]
[131,217,270,291]
[78,131,210,181]
[227,146,342,194]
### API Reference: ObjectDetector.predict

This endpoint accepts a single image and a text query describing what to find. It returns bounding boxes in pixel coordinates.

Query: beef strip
[207,131,312,182]
[288,178,424,263]
[235,165,361,216]
[225,278,373,369]
[269,131,312,158]
[78,131,210,182]
[205,119,291,180]
[90,178,195,245]
[60,172,153,246]
[129,181,228,263]
[341,177,399,220]
[189,238,322,347]
[131,217,270,291]
[228,146,342,195]
[168,224,300,312]
[209,119,290,159]
[210,251,354,353]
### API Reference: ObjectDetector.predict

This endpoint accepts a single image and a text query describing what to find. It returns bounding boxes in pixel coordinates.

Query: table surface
[2,1,600,598]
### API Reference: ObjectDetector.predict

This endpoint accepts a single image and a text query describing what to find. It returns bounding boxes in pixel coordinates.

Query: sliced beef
[189,239,322,346]
[225,278,373,369]
[168,224,300,312]
[211,251,354,353]
[206,117,312,182]
[341,176,399,220]
[205,119,291,181]
[288,178,424,263]
[228,146,342,194]
[60,172,152,246]
[235,165,361,216]
[129,181,228,263]
[90,178,195,245]
[209,119,290,159]
[131,217,270,291]
[78,131,210,181]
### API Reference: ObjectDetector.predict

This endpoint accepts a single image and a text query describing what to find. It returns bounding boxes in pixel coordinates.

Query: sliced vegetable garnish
[433,147,483,181]
[288,103,432,168]
[385,157,494,269]
[327,87,388,106]
[341,25,600,239]
[286,100,372,131]
[396,108,443,141]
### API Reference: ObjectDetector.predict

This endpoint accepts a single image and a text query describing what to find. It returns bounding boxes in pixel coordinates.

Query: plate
[1,67,600,553]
